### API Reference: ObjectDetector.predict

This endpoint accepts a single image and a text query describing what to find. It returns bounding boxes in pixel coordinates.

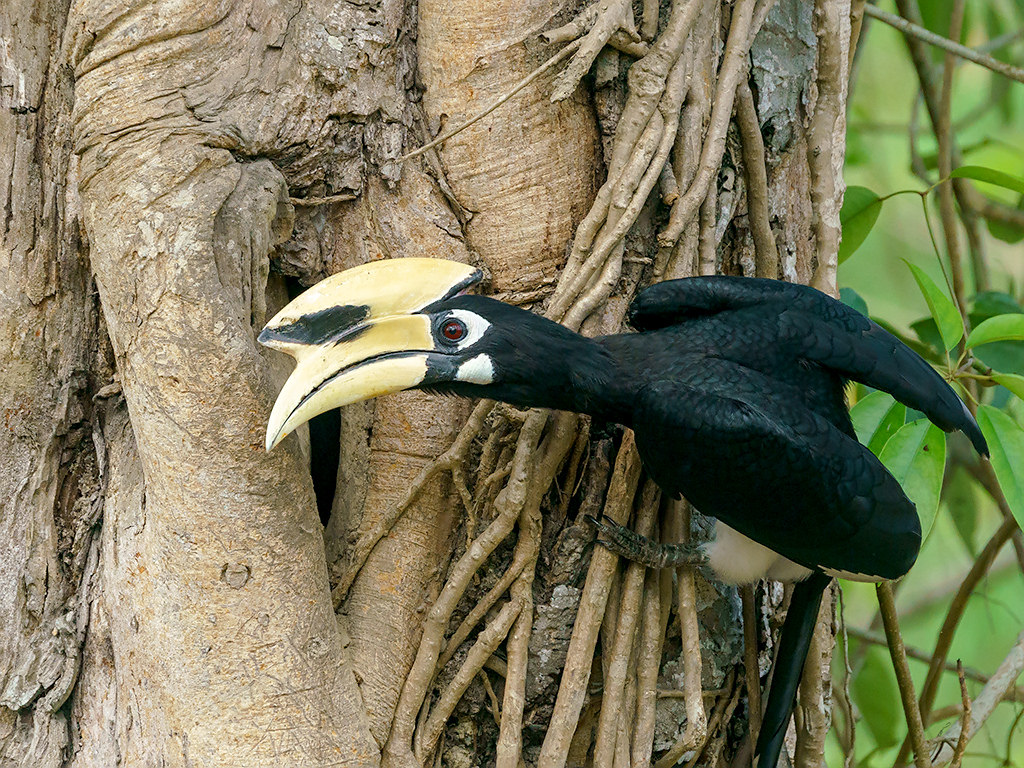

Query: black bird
[260,258,988,768]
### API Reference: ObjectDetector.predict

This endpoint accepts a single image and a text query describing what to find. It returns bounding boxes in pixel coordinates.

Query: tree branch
[863,5,1024,85]
[927,630,1024,767]
[877,581,930,768]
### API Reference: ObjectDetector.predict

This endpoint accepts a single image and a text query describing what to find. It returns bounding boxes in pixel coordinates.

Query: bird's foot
[586,514,708,569]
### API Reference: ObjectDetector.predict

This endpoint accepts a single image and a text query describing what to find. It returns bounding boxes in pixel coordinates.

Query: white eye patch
[456,354,495,384]
[445,309,491,350]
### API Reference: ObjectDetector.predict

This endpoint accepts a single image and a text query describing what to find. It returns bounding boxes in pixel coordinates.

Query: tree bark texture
[0,0,850,766]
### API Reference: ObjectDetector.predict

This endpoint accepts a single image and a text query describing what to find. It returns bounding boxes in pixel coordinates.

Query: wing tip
[958,401,989,457]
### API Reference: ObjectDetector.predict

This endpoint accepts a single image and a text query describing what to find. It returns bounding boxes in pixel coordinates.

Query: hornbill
[260,258,988,767]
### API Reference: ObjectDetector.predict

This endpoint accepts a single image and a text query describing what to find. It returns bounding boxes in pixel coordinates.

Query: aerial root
[654,668,733,768]
[796,583,836,763]
[551,0,704,325]
[334,400,494,605]
[659,161,679,205]
[495,502,541,768]
[395,410,578,767]
[592,478,660,765]
[701,679,745,767]
[631,565,670,765]
[545,0,645,102]
[373,0,796,761]
[436,556,527,671]
[659,0,758,248]
[736,80,780,278]
[536,432,643,767]
[649,499,710,768]
[806,0,847,293]
[415,596,524,761]
[479,670,502,727]
[384,411,547,768]
[741,584,764,747]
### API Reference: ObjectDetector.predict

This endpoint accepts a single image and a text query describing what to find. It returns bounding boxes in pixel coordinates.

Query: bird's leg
[586,514,708,569]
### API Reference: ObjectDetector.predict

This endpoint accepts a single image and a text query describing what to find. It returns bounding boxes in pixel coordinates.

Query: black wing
[632,367,921,580]
[629,276,988,456]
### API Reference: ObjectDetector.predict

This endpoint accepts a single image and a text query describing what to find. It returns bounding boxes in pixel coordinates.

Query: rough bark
[1,0,850,765]
[417,0,600,297]
[1,3,98,764]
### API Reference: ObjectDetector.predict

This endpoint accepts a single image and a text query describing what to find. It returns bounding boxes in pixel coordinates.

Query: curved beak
[260,258,483,450]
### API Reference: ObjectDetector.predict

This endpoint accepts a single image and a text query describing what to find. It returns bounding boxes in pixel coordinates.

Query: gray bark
[0,0,847,765]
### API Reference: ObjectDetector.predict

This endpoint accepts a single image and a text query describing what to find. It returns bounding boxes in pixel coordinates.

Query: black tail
[755,572,831,768]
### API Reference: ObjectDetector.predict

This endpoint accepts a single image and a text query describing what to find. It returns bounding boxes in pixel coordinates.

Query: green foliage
[986,198,1024,243]
[904,260,963,351]
[850,392,946,542]
[878,420,947,540]
[839,186,883,263]
[992,373,1024,400]
[976,405,1024,529]
[835,5,1024,766]
[851,391,906,454]
[944,466,979,555]
[966,313,1024,348]
[851,647,903,749]
[839,286,869,317]
[949,165,1024,196]
[968,292,1024,374]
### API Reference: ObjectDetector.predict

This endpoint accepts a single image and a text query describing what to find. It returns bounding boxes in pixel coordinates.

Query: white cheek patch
[456,354,495,384]
[447,309,491,350]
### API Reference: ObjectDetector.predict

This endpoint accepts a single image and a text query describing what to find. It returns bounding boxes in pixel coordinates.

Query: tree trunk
[0,0,850,766]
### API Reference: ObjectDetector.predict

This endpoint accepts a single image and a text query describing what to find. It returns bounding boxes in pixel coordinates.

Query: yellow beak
[261,258,483,450]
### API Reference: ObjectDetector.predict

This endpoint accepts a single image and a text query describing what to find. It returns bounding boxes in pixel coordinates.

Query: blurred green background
[828,2,1024,765]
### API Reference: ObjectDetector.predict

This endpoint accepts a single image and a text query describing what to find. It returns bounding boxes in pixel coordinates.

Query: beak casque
[260,258,483,450]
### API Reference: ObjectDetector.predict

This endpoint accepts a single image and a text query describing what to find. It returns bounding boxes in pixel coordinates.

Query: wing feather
[629,276,987,455]
[633,369,921,580]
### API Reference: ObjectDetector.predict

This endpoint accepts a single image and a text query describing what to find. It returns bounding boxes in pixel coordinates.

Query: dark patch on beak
[259,304,370,347]
[422,270,487,313]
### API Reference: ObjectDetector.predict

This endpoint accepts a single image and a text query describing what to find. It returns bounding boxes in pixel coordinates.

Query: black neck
[439,306,635,426]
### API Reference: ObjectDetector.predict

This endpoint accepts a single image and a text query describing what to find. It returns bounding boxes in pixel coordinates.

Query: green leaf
[919,0,959,39]
[878,419,947,541]
[986,213,1024,245]
[944,466,978,557]
[971,291,1024,319]
[967,294,1024,373]
[903,261,964,351]
[910,317,943,353]
[976,405,1024,529]
[852,648,902,749]
[993,373,1024,401]
[840,286,869,318]
[950,165,1024,196]
[965,313,1024,348]
[851,391,907,455]
[839,186,883,263]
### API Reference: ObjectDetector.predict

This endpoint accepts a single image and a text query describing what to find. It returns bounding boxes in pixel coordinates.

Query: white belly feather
[704,520,813,585]
[703,520,886,584]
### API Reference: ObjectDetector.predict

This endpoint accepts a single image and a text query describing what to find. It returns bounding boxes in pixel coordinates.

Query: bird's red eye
[442,318,466,341]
